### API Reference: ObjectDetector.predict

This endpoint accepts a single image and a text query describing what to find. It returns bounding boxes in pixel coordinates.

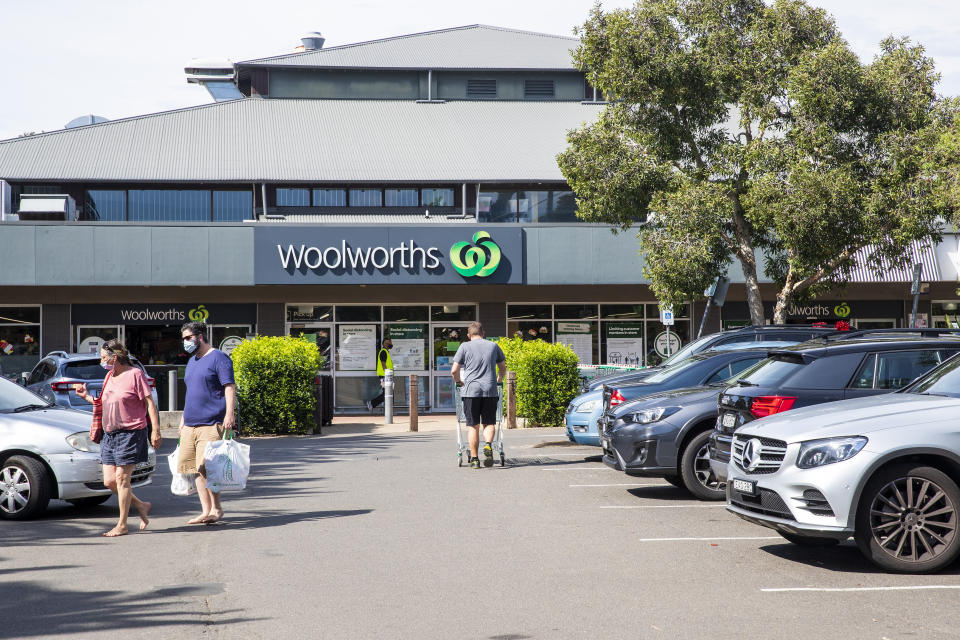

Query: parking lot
[4,426,960,639]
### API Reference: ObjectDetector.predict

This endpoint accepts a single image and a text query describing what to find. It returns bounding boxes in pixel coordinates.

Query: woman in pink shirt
[77,340,161,537]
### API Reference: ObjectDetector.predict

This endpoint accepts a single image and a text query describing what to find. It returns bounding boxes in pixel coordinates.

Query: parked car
[24,351,158,413]
[0,376,156,519]
[598,383,735,498]
[710,333,960,484]
[725,353,960,572]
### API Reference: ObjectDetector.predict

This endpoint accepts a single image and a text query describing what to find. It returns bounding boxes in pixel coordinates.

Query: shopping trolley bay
[5,427,960,640]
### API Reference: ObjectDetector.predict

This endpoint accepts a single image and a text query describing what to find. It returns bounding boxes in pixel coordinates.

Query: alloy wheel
[868,476,957,565]
[694,444,721,490]
[0,466,31,515]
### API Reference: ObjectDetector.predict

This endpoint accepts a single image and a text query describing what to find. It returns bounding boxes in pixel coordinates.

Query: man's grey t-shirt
[452,339,505,398]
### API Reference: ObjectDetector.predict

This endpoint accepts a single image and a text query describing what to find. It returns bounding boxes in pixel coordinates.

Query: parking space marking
[570,483,668,487]
[539,467,609,471]
[761,586,960,593]
[599,504,726,509]
[636,536,781,542]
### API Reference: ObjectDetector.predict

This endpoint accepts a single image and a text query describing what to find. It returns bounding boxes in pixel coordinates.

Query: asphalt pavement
[4,423,960,639]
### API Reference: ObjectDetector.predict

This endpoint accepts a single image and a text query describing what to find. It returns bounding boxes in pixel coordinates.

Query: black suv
[709,330,960,483]
[583,325,837,392]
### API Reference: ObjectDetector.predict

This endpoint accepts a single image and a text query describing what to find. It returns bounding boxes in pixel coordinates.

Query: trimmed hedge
[497,337,580,427]
[231,335,324,435]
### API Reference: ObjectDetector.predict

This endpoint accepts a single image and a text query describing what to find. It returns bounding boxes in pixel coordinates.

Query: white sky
[0,0,957,141]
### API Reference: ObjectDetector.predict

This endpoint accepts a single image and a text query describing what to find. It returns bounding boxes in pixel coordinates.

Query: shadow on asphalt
[0,573,262,637]
[757,541,960,575]
[504,456,604,468]
[625,485,694,501]
[153,508,373,534]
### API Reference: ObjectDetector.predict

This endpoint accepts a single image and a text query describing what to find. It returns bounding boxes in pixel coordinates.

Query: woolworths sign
[254,227,522,285]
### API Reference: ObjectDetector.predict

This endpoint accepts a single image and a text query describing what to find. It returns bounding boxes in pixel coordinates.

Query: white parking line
[570,483,668,487]
[637,536,781,542]
[539,467,609,471]
[600,504,727,509]
[528,452,599,457]
[761,585,960,593]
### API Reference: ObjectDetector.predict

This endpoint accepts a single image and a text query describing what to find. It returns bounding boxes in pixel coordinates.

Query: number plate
[732,478,756,495]
[722,412,736,428]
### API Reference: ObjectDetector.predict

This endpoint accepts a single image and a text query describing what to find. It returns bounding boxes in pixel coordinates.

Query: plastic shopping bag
[203,437,250,493]
[167,445,197,496]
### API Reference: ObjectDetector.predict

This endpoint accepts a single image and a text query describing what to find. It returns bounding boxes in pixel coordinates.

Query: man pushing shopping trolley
[450,321,506,469]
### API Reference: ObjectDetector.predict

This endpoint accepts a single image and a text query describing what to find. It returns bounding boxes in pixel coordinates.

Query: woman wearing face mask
[76,339,161,537]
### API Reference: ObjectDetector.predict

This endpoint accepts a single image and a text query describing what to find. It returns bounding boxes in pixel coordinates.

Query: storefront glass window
[385,323,428,370]
[507,304,552,320]
[313,189,346,207]
[336,306,381,323]
[129,190,211,221]
[422,188,454,207]
[85,190,127,221]
[213,191,252,221]
[384,189,418,206]
[0,306,41,380]
[601,304,645,319]
[384,306,429,322]
[555,320,598,365]
[600,321,644,366]
[554,304,599,320]
[212,326,252,355]
[287,305,333,322]
[477,191,517,222]
[430,305,476,322]
[349,189,383,207]
[508,321,553,342]
[76,326,120,354]
[276,188,310,206]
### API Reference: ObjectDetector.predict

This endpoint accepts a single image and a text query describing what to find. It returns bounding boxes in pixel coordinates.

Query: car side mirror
[18,372,30,386]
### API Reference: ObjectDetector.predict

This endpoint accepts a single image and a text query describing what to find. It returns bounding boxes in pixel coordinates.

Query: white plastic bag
[167,445,197,496]
[203,438,250,493]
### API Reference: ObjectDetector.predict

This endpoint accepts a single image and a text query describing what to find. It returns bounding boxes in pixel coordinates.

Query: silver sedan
[0,377,155,520]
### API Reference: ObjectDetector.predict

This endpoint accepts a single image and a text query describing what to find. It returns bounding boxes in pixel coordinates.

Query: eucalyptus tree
[558,0,959,324]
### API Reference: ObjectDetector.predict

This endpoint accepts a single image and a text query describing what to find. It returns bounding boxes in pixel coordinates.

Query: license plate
[732,478,756,495]
[722,413,736,428]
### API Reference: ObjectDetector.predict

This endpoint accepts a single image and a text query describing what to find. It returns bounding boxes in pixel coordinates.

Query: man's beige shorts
[177,424,224,476]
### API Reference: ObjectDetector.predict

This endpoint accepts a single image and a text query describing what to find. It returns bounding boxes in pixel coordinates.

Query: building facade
[1,25,959,412]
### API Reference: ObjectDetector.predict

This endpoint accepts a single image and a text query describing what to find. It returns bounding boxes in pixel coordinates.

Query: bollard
[409,375,418,432]
[167,369,177,412]
[506,370,517,429]
[384,369,394,424]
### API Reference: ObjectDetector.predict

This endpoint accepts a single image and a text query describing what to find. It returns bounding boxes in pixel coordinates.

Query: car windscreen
[63,360,108,380]
[0,377,51,412]
[659,334,715,366]
[906,355,960,398]
[642,357,704,383]
[735,354,805,387]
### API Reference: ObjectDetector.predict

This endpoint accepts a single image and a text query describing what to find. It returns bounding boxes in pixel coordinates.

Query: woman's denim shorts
[100,428,149,467]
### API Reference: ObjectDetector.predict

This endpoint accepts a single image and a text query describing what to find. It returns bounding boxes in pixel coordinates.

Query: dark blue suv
[24,351,158,411]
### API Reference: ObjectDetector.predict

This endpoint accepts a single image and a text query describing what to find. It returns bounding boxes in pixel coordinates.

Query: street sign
[911,264,923,295]
[654,331,681,358]
[659,306,675,326]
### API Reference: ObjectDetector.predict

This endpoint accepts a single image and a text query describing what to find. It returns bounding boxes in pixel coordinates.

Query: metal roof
[0,99,603,183]
[848,240,941,282]
[238,25,579,70]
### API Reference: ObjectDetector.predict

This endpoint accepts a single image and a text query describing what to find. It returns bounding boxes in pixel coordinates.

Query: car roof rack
[820,328,960,343]
[44,350,69,359]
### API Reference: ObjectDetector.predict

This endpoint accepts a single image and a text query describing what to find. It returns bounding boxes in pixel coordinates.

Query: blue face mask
[101,362,114,371]
[184,338,197,353]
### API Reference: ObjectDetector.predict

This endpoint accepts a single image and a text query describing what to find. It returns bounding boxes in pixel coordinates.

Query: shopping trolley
[455,385,505,467]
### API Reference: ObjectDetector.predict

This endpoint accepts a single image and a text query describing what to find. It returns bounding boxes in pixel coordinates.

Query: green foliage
[559,0,960,324]
[497,337,579,428]
[231,336,324,435]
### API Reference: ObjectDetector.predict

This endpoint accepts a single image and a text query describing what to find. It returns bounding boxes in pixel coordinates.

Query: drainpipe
[462,183,466,217]
[428,70,432,101]
[261,183,268,219]
[476,183,480,221]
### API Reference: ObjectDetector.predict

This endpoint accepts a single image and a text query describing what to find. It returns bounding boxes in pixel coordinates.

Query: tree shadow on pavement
[0,577,261,637]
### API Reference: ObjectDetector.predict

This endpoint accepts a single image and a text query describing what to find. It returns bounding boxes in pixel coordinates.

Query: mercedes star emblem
[742,438,763,472]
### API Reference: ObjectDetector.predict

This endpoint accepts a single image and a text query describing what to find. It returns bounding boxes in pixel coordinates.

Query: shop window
[85,190,127,221]
[554,304,599,320]
[555,320,598,365]
[384,323,428,370]
[335,306,381,323]
[349,189,383,207]
[313,189,346,207]
[286,305,333,322]
[384,189,418,207]
[276,188,310,207]
[601,321,644,366]
[430,305,476,322]
[384,306,429,322]
[508,304,552,320]
[0,306,41,380]
[422,188,454,207]
[213,191,253,221]
[601,304,645,319]
[508,321,552,342]
[477,191,517,223]
[129,190,211,221]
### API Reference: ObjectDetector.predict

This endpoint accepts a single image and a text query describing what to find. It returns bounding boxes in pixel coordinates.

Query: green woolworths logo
[834,302,851,318]
[188,305,210,322]
[450,231,501,277]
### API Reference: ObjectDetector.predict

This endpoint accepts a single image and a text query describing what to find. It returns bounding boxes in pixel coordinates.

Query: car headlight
[796,437,867,469]
[627,406,681,424]
[66,432,100,453]
[576,400,601,413]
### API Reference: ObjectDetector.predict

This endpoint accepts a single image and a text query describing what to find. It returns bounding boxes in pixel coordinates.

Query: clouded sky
[1,0,957,141]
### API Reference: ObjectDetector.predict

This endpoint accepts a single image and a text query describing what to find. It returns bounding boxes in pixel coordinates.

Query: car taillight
[51,382,79,393]
[609,390,625,407]
[750,396,797,418]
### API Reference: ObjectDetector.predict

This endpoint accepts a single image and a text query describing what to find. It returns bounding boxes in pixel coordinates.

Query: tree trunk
[729,190,765,326]
[742,261,766,326]
[773,288,791,325]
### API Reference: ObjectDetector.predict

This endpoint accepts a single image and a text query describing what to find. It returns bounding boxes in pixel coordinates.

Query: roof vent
[524,79,555,99]
[467,79,497,98]
[301,31,325,50]
[65,115,109,129]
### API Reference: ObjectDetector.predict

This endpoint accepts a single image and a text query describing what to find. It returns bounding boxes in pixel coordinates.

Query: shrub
[231,335,324,435]
[497,337,579,427]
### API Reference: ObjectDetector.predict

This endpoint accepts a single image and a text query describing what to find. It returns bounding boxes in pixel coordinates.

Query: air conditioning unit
[18,194,77,221]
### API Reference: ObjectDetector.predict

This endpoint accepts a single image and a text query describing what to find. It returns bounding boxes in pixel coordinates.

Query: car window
[27,360,54,385]
[909,356,960,397]
[659,334,716,366]
[728,356,764,378]
[713,335,756,347]
[0,377,50,411]
[63,360,108,380]
[849,354,877,389]
[874,350,942,390]
[643,357,703,383]
[774,332,821,342]
[787,352,873,390]
[737,356,804,386]
[705,364,732,384]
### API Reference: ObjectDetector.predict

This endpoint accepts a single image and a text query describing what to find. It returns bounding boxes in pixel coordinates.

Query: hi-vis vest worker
[376,341,394,376]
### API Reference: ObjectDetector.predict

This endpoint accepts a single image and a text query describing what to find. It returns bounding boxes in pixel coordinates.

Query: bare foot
[103,526,128,537]
[137,501,151,531]
[202,508,224,524]
[187,514,209,525]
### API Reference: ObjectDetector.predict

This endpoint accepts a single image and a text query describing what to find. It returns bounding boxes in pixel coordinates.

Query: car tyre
[855,464,960,573]
[779,531,840,547]
[0,455,51,520]
[665,475,685,489]
[680,431,725,501]
[68,495,112,509]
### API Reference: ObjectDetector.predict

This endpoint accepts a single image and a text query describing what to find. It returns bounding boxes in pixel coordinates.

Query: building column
[478,301,506,338]
[41,304,71,353]
[256,303,285,337]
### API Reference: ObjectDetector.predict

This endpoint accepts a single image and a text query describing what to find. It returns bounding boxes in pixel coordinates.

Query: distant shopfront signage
[253,227,523,285]
[72,303,257,326]
[724,300,903,322]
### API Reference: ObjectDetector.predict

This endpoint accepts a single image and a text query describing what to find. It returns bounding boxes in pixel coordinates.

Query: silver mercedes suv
[726,353,960,573]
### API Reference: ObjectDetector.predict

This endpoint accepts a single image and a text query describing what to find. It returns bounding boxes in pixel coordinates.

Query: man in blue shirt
[177,321,236,524]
